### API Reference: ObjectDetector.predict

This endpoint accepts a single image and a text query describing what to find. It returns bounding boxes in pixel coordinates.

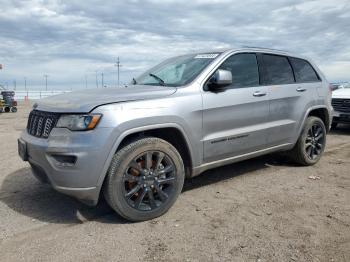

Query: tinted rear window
[262,54,295,85]
[289,57,320,82]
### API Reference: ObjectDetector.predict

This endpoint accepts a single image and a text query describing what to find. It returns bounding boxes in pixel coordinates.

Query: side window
[218,53,259,88]
[262,54,295,85]
[289,57,320,82]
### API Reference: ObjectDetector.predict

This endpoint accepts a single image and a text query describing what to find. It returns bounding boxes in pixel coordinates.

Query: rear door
[260,54,320,146]
[202,53,269,163]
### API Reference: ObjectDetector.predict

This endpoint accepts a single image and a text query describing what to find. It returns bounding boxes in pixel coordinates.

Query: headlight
[56,114,102,131]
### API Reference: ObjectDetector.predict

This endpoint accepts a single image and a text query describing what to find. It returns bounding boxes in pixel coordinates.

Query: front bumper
[332,110,350,124]
[19,126,115,205]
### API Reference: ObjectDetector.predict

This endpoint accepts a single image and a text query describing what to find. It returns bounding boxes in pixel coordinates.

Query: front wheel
[104,137,185,222]
[289,116,327,166]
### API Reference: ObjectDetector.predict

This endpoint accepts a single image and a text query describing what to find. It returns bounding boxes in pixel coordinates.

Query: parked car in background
[0,90,17,113]
[331,83,350,128]
[18,47,332,221]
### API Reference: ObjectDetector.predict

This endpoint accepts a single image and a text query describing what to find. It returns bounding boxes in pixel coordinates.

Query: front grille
[27,110,60,138]
[332,98,350,113]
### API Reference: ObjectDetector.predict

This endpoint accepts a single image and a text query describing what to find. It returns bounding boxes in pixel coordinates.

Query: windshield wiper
[149,73,165,86]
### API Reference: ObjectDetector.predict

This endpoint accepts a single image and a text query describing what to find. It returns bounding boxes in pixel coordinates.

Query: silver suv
[18,48,332,221]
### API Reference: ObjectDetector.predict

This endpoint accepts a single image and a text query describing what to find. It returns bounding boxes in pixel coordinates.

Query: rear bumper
[19,127,115,205]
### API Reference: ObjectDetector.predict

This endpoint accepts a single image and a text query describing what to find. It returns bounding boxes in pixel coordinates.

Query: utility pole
[85,75,88,89]
[24,77,27,91]
[44,74,48,91]
[114,57,122,87]
[95,71,99,88]
[101,72,104,88]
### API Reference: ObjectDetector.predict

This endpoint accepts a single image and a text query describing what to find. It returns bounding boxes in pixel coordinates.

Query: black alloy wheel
[123,151,176,211]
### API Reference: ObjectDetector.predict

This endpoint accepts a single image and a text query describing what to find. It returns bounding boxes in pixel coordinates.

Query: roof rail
[241,46,290,53]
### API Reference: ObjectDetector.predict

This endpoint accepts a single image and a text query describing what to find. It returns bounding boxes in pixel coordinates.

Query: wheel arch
[307,107,330,132]
[297,106,331,140]
[97,123,194,189]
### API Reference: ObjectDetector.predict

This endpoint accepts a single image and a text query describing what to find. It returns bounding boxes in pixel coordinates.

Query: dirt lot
[0,102,349,262]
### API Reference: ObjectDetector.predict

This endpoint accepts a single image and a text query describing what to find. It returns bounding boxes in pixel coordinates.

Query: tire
[289,116,327,166]
[4,107,10,113]
[11,107,17,113]
[331,122,338,129]
[104,137,185,222]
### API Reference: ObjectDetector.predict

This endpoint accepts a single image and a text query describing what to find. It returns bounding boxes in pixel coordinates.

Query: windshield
[134,53,221,87]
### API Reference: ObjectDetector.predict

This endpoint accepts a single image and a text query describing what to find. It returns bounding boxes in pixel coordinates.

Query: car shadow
[0,167,123,224]
[0,154,295,225]
[183,154,290,191]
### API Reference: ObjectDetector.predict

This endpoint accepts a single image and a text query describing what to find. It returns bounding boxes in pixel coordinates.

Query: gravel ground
[0,102,349,262]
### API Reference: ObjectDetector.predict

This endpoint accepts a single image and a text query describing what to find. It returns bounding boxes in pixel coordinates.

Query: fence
[14,90,71,100]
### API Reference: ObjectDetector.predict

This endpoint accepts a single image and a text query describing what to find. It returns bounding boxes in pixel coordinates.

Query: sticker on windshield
[194,53,219,59]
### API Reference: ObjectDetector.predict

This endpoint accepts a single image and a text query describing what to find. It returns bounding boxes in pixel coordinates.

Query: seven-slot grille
[27,110,60,138]
[332,98,350,113]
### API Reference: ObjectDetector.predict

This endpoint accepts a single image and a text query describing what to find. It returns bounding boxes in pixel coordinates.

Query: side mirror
[207,69,232,91]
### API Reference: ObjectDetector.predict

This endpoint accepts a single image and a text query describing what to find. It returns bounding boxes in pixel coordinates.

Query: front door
[202,53,270,163]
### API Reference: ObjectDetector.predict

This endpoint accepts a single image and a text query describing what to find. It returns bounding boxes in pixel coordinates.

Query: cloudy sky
[0,0,349,90]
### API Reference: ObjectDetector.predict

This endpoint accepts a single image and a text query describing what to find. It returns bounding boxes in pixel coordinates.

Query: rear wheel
[289,116,326,166]
[104,137,185,222]
[11,107,17,113]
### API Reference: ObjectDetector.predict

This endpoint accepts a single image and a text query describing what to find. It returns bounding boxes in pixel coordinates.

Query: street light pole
[114,57,122,88]
[101,72,104,88]
[44,74,48,91]
[95,70,99,88]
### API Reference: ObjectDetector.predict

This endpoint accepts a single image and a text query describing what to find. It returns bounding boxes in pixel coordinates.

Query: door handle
[253,91,267,97]
[296,87,307,92]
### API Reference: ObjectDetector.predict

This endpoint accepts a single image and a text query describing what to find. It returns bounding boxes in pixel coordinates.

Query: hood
[35,85,177,113]
[332,88,350,99]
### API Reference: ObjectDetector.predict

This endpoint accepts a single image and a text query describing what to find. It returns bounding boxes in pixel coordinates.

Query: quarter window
[289,57,320,82]
[262,54,295,85]
[218,53,259,88]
